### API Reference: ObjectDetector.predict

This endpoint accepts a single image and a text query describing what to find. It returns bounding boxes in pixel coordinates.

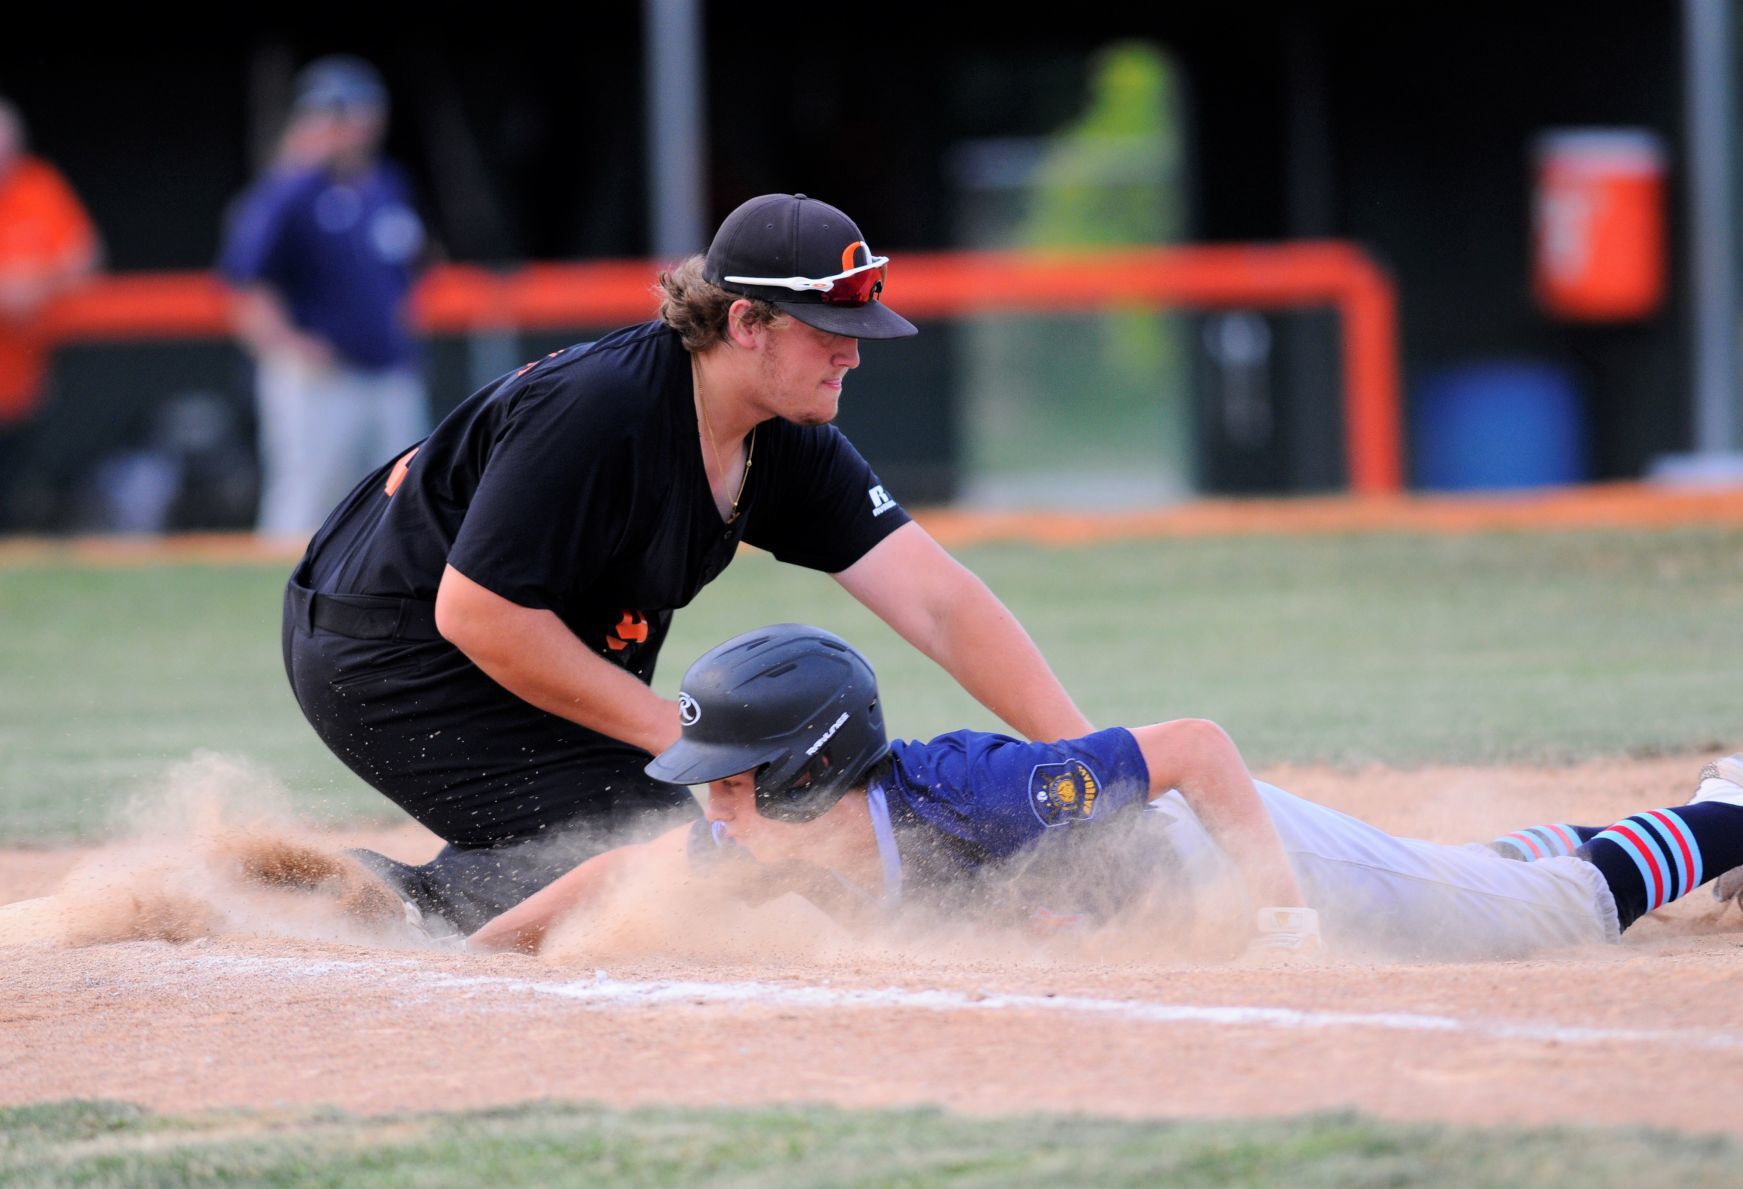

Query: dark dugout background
[0,4,1698,527]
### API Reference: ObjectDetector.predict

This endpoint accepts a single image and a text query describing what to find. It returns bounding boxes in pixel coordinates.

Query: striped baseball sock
[1577,803,1743,930]
[1488,823,1599,861]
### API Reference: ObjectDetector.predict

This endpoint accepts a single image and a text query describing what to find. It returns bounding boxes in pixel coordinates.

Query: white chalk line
[182,952,1743,1053]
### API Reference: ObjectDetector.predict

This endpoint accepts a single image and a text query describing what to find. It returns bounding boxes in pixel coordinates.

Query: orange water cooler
[1532,129,1667,321]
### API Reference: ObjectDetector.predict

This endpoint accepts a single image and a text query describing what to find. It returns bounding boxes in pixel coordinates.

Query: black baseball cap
[704,194,918,340]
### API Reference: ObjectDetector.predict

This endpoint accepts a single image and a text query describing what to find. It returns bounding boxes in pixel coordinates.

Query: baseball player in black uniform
[282,194,1092,932]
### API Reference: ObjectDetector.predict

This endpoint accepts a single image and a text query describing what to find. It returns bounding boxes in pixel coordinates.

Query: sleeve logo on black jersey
[1028,760,1101,827]
[868,485,898,517]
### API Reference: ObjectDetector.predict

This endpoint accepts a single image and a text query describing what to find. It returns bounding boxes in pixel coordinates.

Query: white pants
[1148,782,1621,961]
[255,355,428,537]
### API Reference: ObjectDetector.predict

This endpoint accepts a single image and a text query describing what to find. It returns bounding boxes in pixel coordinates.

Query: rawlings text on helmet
[805,712,850,756]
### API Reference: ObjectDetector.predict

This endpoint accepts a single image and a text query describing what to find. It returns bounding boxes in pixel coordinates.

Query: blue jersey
[219,160,424,369]
[872,728,1153,908]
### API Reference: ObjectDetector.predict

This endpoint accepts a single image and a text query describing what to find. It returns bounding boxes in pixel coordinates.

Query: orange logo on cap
[841,240,872,271]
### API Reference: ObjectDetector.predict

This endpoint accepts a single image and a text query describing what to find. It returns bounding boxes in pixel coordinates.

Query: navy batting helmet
[646,624,889,822]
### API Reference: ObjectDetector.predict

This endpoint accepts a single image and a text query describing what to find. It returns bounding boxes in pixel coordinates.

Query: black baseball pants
[281,581,695,931]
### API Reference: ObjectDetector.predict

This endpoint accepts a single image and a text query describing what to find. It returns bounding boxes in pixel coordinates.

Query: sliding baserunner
[471,625,1743,961]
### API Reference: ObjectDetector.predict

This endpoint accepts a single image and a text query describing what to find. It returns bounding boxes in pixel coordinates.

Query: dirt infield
[5,756,1741,1135]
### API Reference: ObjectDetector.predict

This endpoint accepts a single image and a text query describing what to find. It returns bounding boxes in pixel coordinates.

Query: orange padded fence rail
[33,244,1402,494]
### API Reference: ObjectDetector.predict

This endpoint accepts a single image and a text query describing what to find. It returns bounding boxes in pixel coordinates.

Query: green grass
[3,1100,1740,1187]
[3,527,1740,843]
[5,533,1741,1180]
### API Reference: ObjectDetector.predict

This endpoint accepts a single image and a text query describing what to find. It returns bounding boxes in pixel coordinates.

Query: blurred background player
[0,96,100,528]
[472,625,1743,961]
[218,55,429,537]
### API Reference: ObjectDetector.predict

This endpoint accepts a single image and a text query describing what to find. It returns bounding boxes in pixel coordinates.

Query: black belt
[287,582,442,642]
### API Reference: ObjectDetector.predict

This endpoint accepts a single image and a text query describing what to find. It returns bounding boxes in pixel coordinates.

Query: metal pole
[244,41,296,174]
[1683,0,1740,454]
[643,0,708,259]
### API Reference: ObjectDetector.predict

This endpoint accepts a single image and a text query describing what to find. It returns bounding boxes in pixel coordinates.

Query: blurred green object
[956,42,1191,506]
[3,526,1740,843]
[1022,42,1184,249]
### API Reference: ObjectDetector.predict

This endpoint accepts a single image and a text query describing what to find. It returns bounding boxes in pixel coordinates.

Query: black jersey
[294,320,911,684]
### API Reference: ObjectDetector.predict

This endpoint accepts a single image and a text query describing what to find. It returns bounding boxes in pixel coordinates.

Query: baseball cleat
[1689,754,1743,907]
[346,847,462,940]
[397,895,465,947]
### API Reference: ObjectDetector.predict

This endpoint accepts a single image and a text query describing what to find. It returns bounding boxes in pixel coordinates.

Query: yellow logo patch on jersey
[1028,760,1101,827]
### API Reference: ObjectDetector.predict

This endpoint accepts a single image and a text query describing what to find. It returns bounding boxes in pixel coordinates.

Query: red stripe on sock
[1611,823,1666,908]
[1512,831,1546,859]
[1645,810,1697,899]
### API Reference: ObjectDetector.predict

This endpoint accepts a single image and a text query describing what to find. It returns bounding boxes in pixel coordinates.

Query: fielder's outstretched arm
[1129,718,1307,912]
[834,522,1094,743]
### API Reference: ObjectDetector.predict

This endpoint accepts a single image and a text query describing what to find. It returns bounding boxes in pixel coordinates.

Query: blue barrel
[1410,361,1589,491]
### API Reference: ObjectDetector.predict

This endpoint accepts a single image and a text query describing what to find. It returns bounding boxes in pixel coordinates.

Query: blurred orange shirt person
[0,104,100,426]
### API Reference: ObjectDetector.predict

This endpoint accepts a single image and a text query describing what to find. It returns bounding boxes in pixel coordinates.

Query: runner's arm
[467,822,695,954]
[1129,718,1306,910]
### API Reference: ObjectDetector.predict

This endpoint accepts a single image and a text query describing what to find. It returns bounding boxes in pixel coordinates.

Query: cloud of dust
[542,865,851,968]
[538,865,1064,975]
[2,752,434,951]
[7,755,1660,969]
[536,782,1651,973]
[537,804,1246,976]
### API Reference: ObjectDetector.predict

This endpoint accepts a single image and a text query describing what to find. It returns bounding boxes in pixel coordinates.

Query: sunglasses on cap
[723,255,890,306]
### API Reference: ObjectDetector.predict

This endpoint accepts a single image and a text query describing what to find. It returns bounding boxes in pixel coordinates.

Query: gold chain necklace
[692,358,755,524]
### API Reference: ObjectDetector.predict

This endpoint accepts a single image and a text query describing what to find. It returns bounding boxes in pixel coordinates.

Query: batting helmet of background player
[645,624,890,823]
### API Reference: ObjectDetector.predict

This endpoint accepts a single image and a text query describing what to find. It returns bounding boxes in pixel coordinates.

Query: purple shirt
[219,160,424,369]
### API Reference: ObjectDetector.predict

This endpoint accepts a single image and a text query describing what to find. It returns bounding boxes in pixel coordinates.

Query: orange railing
[35,244,1401,493]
